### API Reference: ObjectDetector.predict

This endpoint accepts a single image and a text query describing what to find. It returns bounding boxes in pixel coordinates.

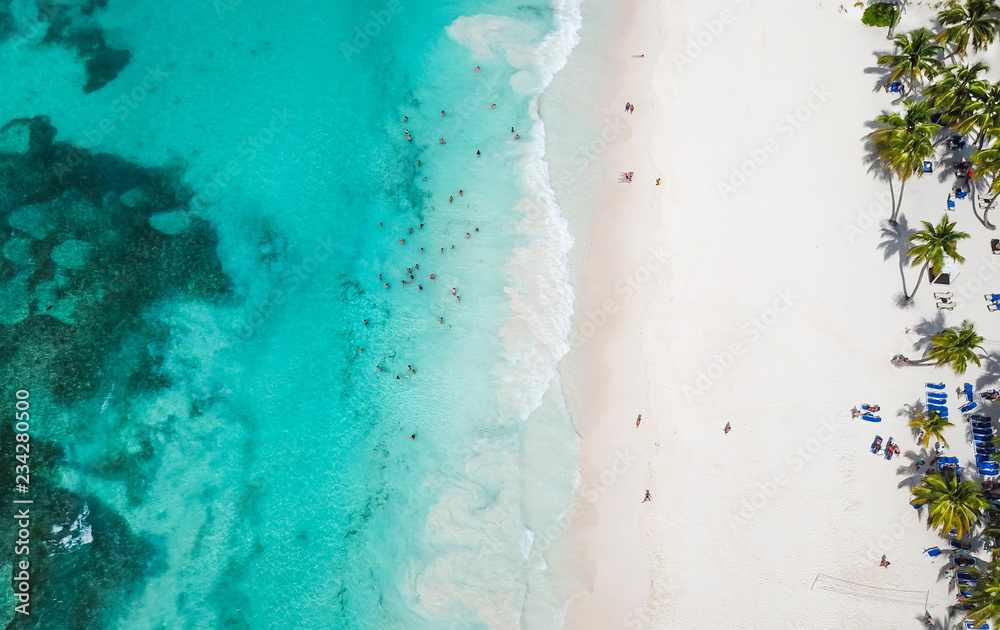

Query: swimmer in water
[429,274,435,279]
[475,66,480,72]
[488,103,496,108]
[399,239,405,244]
[439,138,445,144]
[465,233,470,238]
[476,150,480,157]
[403,116,408,121]
[408,228,414,234]
[458,190,463,196]
[452,288,457,295]
[384,283,389,288]
[441,110,445,116]
[514,134,519,140]
[449,196,453,203]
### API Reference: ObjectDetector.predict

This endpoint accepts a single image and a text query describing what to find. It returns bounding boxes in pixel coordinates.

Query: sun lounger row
[972,418,998,476]
[928,383,949,417]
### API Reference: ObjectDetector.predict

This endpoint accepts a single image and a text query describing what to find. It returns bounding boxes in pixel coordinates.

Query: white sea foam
[59,502,93,551]
[410,1,585,628]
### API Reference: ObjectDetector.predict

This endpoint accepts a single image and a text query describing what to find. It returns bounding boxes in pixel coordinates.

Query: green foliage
[862,3,898,28]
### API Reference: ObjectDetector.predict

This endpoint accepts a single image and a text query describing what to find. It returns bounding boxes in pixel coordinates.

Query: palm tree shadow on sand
[910,313,949,357]
[896,448,931,491]
[899,400,926,444]
[974,353,1000,392]
[863,63,894,95]
[878,217,917,306]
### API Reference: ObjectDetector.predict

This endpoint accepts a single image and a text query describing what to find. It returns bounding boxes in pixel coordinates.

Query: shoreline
[546,0,662,624]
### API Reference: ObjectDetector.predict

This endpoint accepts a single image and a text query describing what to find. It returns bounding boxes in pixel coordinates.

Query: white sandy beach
[556,0,1000,628]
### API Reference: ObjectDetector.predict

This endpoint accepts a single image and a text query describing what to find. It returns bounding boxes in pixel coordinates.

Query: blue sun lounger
[925,547,942,558]
[949,197,957,210]
[928,382,947,390]
[966,383,975,401]
[966,621,989,629]
[861,413,881,422]
[889,81,902,93]
[963,401,980,414]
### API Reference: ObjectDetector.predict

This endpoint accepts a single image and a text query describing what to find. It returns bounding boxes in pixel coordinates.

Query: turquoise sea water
[0,0,587,627]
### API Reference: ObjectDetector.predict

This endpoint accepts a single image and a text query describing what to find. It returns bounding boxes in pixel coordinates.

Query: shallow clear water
[0,0,584,627]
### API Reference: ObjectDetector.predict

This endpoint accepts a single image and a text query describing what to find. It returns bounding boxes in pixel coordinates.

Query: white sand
[557,0,1000,628]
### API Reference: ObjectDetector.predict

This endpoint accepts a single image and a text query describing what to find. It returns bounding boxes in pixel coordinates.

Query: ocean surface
[0,0,590,627]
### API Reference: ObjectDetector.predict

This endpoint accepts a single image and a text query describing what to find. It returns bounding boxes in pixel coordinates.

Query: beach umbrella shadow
[916,611,945,629]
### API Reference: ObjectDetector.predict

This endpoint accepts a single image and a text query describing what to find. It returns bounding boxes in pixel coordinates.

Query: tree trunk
[890,177,907,224]
[907,260,929,300]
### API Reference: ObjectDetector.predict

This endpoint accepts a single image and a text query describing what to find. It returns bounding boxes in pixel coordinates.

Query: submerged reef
[0,114,233,626]
[0,116,231,406]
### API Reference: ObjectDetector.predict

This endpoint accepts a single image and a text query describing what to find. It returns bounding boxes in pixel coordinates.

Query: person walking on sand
[636,414,641,428]
[625,102,631,113]
[642,490,652,503]
[880,555,890,568]
[724,422,731,434]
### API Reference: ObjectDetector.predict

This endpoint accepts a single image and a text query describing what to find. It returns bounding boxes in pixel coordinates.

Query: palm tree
[878,28,944,89]
[909,408,954,447]
[958,82,1000,148]
[910,471,989,538]
[982,515,1000,550]
[965,557,1000,627]
[925,61,991,126]
[869,100,942,223]
[936,0,1000,59]
[973,137,1000,199]
[905,215,970,299]
[927,320,984,375]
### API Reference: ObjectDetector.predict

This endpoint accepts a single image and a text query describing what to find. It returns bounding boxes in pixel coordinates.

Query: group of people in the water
[371,65,505,384]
